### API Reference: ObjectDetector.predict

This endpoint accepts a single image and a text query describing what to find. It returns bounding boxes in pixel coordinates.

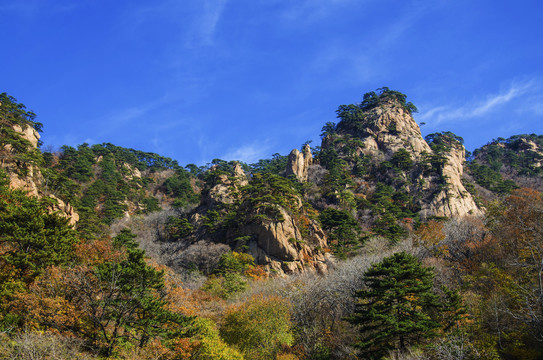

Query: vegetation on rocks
[2,89,543,359]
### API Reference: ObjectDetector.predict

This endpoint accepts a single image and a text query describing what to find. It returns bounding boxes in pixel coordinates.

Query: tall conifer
[347,252,440,359]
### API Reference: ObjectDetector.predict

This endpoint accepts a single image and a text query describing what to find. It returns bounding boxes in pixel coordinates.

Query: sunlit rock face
[286,144,313,182]
[177,162,331,275]
[322,98,482,218]
[2,125,79,225]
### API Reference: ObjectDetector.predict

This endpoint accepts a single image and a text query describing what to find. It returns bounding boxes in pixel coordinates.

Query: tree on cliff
[335,87,418,134]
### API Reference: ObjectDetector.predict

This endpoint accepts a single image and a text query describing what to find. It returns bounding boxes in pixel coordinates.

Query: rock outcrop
[206,162,248,206]
[13,124,40,148]
[324,97,482,218]
[2,124,41,196]
[237,204,330,274]
[178,165,331,275]
[1,124,79,225]
[48,195,80,225]
[422,142,483,217]
[286,144,313,181]
[469,134,543,192]
[343,100,432,158]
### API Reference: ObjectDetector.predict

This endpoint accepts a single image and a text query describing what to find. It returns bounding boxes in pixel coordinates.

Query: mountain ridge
[1,88,540,274]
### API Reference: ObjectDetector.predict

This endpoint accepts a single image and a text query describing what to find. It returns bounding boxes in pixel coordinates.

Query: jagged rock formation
[48,195,80,225]
[321,91,482,218]
[13,124,40,148]
[337,99,432,158]
[422,141,483,217]
[236,205,329,274]
[206,162,248,206]
[286,144,313,181]
[174,166,331,275]
[1,124,41,196]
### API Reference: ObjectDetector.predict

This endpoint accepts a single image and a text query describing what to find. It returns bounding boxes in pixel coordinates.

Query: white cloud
[416,79,540,125]
[221,141,274,164]
[470,82,532,117]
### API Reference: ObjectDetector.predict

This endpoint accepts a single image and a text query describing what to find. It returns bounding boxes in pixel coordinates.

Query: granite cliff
[318,89,481,219]
[168,162,331,275]
[0,106,79,225]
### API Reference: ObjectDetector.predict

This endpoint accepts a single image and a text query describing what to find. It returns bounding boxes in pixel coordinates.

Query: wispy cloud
[98,104,156,132]
[378,2,435,48]
[198,0,228,45]
[221,141,274,164]
[417,79,540,125]
[280,0,351,22]
[91,94,180,140]
[124,0,227,47]
[471,83,532,116]
[304,2,442,89]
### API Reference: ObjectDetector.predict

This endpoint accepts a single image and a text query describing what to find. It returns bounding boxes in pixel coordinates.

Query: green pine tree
[0,170,79,329]
[0,170,78,290]
[347,252,441,359]
[90,246,193,356]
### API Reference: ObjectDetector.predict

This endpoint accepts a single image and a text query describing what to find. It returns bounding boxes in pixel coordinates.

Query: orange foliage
[298,214,311,229]
[301,251,313,265]
[451,217,500,275]
[498,188,543,264]
[245,265,268,281]
[415,219,445,248]
[169,337,198,359]
[74,237,123,265]
[12,265,90,335]
[165,279,226,320]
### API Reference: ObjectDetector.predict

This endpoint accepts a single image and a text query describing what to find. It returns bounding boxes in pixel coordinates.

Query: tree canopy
[347,252,442,359]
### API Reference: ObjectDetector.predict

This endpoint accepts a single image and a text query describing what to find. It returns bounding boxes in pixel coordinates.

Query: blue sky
[2,0,543,165]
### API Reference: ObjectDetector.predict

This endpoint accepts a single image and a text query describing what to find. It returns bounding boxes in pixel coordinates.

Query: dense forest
[1,89,543,359]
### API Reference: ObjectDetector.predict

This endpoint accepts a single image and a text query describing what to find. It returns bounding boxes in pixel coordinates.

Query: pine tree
[0,170,78,291]
[347,252,440,359]
[90,246,193,356]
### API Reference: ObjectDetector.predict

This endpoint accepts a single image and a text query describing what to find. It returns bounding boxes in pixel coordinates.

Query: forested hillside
[1,89,543,359]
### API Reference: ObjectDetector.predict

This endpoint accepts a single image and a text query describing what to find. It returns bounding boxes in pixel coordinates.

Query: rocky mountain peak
[362,103,430,158]
[285,144,313,181]
[183,167,330,275]
[320,89,482,219]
